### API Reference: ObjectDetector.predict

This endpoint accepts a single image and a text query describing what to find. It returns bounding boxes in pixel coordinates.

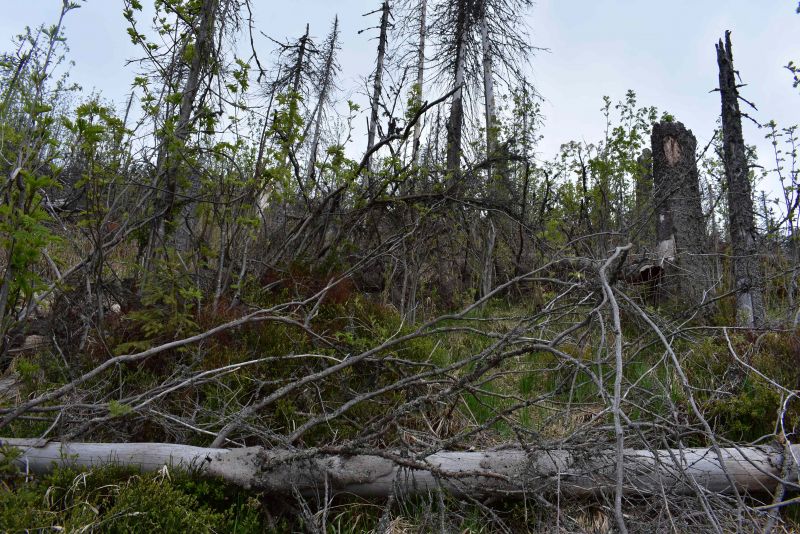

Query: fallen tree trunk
[2,438,797,499]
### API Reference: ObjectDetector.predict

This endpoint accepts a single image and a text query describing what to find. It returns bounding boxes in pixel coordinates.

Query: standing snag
[365,1,391,176]
[651,121,711,307]
[716,30,765,327]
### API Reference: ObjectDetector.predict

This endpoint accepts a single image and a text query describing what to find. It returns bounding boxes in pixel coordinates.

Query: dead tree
[716,31,765,327]
[444,0,470,176]
[365,1,391,173]
[480,2,498,165]
[411,0,428,165]
[478,2,498,300]
[633,148,653,246]
[305,17,340,191]
[651,121,711,307]
[4,438,797,501]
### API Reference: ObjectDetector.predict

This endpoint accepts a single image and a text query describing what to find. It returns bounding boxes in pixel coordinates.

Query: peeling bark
[3,439,796,500]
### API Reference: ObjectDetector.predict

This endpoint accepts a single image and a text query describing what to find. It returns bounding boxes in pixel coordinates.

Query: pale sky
[2,1,799,197]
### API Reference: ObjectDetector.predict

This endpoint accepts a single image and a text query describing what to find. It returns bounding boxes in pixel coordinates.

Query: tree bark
[480,8,497,166]
[716,31,765,327]
[3,439,796,499]
[445,1,467,176]
[480,218,496,300]
[305,17,339,191]
[366,1,390,173]
[634,148,653,246]
[292,25,311,97]
[411,0,427,166]
[651,121,710,307]
[156,0,219,256]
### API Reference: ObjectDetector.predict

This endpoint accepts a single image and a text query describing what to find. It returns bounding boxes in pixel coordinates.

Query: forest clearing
[1,1,800,532]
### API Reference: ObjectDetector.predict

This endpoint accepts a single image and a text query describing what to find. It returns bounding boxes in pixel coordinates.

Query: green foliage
[0,466,265,533]
[108,399,134,418]
[14,357,41,389]
[116,254,202,353]
[546,90,658,249]
[0,444,22,478]
[685,332,800,443]
[0,8,79,346]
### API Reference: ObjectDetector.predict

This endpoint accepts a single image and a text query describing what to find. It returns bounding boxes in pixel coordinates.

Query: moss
[0,465,266,533]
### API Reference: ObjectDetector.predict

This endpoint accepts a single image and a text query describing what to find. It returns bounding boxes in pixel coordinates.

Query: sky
[1,1,799,197]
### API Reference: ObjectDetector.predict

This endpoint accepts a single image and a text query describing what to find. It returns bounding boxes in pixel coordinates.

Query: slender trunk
[150,0,219,258]
[481,11,497,166]
[305,17,339,192]
[445,2,467,176]
[480,218,496,300]
[515,161,530,278]
[515,89,531,279]
[278,25,310,174]
[212,219,227,312]
[366,1,390,173]
[411,0,427,166]
[716,31,765,327]
[479,7,499,301]
[292,25,310,96]
[708,182,722,286]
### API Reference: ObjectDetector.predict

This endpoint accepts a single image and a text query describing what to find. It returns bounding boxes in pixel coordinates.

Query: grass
[3,282,799,531]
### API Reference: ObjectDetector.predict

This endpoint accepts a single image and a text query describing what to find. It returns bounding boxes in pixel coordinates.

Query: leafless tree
[716,31,765,327]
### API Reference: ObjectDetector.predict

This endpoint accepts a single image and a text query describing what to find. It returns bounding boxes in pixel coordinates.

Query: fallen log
[2,438,797,499]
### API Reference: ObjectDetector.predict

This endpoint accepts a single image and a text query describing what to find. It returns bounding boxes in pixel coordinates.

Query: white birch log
[2,438,797,499]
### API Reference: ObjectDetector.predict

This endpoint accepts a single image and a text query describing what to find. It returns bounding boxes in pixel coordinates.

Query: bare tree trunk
[515,160,530,278]
[4,439,796,500]
[480,218,496,300]
[790,236,800,326]
[634,148,653,246]
[480,9,497,166]
[707,181,723,287]
[275,24,310,177]
[411,0,427,166]
[716,31,765,327]
[366,1,390,174]
[305,17,339,192]
[292,25,311,97]
[478,8,499,301]
[651,121,710,307]
[445,1,467,176]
